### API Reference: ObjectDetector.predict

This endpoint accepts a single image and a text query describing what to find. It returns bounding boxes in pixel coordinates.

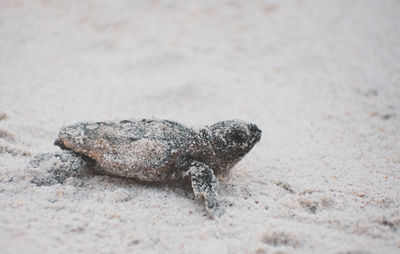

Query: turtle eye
[231,130,246,143]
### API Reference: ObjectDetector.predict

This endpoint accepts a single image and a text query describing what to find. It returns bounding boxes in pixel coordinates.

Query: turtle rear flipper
[30,150,92,186]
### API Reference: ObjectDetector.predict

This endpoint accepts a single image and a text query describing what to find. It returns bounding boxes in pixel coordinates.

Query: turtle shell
[54,119,197,181]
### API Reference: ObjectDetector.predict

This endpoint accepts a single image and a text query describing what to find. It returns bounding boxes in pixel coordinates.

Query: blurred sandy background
[0,0,399,253]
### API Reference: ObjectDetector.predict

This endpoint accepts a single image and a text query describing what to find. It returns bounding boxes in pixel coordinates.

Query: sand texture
[0,0,399,253]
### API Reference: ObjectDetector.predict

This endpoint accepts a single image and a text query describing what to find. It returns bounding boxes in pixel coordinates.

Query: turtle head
[208,120,261,168]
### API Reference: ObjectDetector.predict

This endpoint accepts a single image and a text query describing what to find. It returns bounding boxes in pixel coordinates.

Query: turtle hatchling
[31,119,261,217]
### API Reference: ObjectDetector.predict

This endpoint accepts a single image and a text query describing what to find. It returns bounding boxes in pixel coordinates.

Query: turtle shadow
[96,173,193,193]
[74,166,196,200]
[77,172,211,215]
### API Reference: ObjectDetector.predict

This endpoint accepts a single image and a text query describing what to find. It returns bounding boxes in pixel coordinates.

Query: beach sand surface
[0,0,399,253]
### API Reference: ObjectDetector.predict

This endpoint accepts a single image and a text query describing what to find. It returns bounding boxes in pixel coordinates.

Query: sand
[0,0,399,253]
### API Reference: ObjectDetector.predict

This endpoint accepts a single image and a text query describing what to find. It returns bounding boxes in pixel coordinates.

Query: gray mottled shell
[55,119,197,181]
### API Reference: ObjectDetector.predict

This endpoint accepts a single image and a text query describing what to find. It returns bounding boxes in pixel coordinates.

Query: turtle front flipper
[30,150,92,186]
[185,161,223,218]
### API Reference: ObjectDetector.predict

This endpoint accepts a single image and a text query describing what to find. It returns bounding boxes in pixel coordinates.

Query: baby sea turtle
[31,119,261,217]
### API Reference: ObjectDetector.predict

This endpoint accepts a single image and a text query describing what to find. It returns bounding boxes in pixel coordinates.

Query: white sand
[1,0,399,253]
